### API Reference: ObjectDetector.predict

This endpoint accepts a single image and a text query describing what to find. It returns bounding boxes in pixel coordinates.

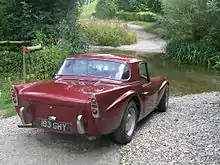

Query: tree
[0,0,82,41]
[158,0,220,40]
[116,0,162,13]
[95,0,118,19]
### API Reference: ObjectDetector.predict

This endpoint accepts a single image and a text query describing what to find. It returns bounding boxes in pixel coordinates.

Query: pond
[90,49,220,96]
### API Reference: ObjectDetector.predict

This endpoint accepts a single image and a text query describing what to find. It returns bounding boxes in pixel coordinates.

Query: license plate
[40,119,72,132]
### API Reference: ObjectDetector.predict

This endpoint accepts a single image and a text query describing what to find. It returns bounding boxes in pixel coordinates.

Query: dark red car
[11,53,170,144]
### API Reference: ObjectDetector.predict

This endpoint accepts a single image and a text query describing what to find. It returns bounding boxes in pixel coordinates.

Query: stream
[90,49,220,96]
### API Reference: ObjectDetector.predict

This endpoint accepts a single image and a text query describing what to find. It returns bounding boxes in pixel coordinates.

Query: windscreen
[57,58,130,80]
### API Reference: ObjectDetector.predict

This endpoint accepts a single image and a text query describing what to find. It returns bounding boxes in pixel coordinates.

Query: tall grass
[165,40,220,70]
[82,20,137,46]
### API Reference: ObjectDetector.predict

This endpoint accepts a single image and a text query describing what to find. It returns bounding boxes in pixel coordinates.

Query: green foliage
[0,0,82,41]
[116,11,157,22]
[159,0,220,71]
[0,51,23,74]
[116,0,162,13]
[0,0,89,80]
[158,0,220,40]
[95,0,118,19]
[80,0,98,19]
[82,20,137,46]
[0,43,87,82]
[0,45,78,81]
[117,0,148,12]
[165,39,220,70]
[147,0,162,13]
[0,75,21,117]
[209,53,220,71]
[25,45,68,80]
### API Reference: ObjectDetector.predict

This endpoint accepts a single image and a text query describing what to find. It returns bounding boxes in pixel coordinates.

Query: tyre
[158,84,170,112]
[112,101,137,145]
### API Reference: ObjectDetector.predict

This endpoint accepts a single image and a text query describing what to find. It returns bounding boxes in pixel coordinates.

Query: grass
[0,75,22,118]
[80,0,98,19]
[82,19,137,46]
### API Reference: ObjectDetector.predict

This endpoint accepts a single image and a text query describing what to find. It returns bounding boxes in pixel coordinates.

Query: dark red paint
[12,53,168,136]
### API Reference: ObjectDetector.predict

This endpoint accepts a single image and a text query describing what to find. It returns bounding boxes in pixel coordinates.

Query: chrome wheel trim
[125,107,136,137]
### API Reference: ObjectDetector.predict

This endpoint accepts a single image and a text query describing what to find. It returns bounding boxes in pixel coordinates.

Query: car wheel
[112,101,137,145]
[158,84,170,112]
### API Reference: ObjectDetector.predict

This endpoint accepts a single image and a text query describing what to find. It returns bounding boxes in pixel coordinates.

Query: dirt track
[90,24,166,53]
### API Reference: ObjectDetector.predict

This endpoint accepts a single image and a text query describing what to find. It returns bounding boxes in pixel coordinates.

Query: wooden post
[22,51,27,82]
[22,44,42,82]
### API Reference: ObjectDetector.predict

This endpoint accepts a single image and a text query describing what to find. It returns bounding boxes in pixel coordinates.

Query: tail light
[91,94,100,118]
[11,85,18,106]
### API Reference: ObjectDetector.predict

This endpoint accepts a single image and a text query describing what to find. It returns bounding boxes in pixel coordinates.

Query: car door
[139,62,158,116]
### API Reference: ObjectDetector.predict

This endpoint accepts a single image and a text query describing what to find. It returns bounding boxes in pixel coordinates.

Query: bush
[116,0,148,12]
[165,39,220,70]
[95,0,118,19]
[147,0,162,13]
[116,11,157,22]
[0,51,23,74]
[158,0,220,40]
[0,0,82,41]
[158,0,220,71]
[116,0,162,13]
[25,45,68,81]
[82,20,137,46]
[0,43,86,81]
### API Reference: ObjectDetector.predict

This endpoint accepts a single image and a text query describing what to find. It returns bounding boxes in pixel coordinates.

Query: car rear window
[57,58,130,80]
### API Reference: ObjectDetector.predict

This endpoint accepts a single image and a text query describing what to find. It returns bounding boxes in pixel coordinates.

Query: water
[90,49,220,96]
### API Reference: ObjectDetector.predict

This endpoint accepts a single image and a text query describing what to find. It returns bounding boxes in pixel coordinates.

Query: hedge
[116,11,157,22]
[0,45,70,81]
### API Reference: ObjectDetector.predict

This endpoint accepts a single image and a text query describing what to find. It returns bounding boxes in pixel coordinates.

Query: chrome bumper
[76,115,85,134]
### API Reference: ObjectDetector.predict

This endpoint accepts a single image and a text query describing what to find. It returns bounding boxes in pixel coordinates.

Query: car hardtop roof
[69,53,143,64]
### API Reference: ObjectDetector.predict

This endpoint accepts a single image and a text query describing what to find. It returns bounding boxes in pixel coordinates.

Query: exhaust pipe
[19,107,28,124]
[18,124,33,128]
[76,115,85,134]
[18,107,32,128]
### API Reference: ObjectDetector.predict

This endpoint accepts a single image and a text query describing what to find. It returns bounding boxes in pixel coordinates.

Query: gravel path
[0,92,219,165]
[90,24,166,53]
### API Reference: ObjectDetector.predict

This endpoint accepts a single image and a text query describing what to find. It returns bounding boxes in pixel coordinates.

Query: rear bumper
[16,106,119,136]
[17,106,86,134]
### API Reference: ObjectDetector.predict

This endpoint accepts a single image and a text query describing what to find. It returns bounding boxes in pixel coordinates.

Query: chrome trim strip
[76,115,85,134]
[159,81,168,91]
